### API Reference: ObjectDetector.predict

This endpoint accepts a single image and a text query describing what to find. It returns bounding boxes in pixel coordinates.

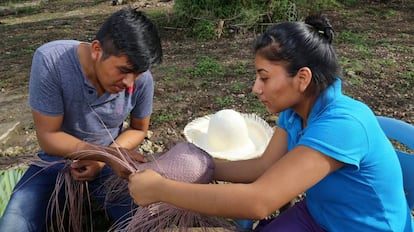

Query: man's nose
[122,73,136,87]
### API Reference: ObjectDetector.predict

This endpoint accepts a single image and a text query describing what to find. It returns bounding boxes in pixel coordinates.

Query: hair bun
[305,14,334,43]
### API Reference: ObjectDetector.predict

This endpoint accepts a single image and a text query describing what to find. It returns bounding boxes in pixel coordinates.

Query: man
[0,7,162,231]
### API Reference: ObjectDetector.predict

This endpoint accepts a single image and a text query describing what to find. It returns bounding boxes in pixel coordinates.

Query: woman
[128,14,413,231]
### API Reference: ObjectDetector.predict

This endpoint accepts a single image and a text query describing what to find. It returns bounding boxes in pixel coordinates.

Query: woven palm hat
[183,109,273,161]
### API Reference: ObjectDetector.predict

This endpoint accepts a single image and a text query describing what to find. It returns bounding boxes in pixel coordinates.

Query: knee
[0,211,40,232]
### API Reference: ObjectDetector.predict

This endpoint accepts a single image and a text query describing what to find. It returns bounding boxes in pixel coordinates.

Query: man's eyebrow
[119,66,135,73]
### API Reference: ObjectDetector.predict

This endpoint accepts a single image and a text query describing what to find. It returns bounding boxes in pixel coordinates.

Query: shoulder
[135,70,154,86]
[302,101,379,162]
[325,95,374,129]
[313,96,375,136]
[140,70,153,80]
[34,40,80,62]
[36,40,80,53]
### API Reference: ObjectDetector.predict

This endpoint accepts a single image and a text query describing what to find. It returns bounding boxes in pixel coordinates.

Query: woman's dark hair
[254,14,340,96]
[95,8,163,74]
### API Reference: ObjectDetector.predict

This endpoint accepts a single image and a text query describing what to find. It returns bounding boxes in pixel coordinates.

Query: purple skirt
[254,199,327,232]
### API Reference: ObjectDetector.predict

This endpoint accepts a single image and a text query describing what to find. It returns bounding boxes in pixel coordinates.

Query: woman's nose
[252,80,262,95]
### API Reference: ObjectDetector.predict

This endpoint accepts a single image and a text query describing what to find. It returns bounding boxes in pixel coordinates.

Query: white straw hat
[183,109,273,161]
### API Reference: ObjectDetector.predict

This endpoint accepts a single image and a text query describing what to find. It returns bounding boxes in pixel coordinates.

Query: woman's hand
[128,169,164,206]
[71,160,105,181]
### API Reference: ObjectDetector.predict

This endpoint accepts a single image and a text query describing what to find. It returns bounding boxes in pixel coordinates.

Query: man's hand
[71,160,105,181]
[128,149,148,163]
[103,147,148,179]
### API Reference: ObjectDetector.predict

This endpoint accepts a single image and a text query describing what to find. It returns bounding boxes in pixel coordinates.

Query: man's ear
[90,40,103,61]
[296,67,312,93]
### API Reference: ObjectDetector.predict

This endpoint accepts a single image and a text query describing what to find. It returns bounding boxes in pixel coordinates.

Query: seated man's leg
[0,154,64,232]
[89,165,136,224]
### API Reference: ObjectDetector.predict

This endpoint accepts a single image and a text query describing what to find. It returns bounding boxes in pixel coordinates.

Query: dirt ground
[0,0,413,169]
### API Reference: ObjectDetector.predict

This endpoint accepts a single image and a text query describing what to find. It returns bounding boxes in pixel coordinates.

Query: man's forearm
[37,131,95,158]
[111,128,146,150]
[38,131,120,165]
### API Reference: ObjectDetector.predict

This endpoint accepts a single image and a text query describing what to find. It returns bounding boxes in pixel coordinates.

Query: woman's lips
[260,99,268,106]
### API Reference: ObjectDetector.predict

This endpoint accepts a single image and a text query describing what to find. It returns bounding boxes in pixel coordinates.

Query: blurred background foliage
[0,0,385,41]
[168,0,352,40]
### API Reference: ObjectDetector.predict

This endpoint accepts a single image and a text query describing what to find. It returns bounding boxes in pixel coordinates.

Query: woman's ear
[296,67,312,93]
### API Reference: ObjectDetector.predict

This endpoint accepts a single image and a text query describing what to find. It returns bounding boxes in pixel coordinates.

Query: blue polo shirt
[29,40,154,146]
[277,79,412,231]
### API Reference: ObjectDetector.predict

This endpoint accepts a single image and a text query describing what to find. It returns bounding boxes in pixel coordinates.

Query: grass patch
[229,82,245,94]
[215,96,234,108]
[190,55,224,80]
[337,30,370,46]
[0,1,41,16]
[244,93,268,115]
[156,65,195,89]
[232,61,251,75]
[152,108,183,124]
[397,62,414,91]
[354,45,373,57]
[192,21,217,41]
[340,57,365,86]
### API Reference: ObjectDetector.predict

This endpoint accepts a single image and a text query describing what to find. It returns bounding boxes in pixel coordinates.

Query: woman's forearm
[158,179,271,220]
[213,158,267,183]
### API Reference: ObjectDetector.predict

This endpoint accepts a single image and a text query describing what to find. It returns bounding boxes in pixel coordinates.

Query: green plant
[153,110,174,123]
[215,96,234,108]
[192,21,217,41]
[153,108,183,124]
[229,82,244,93]
[191,56,224,80]
[0,165,28,217]
[380,58,397,68]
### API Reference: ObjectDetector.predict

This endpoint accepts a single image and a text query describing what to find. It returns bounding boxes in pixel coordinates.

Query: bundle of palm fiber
[32,142,240,231]
[27,157,93,232]
[107,142,239,231]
